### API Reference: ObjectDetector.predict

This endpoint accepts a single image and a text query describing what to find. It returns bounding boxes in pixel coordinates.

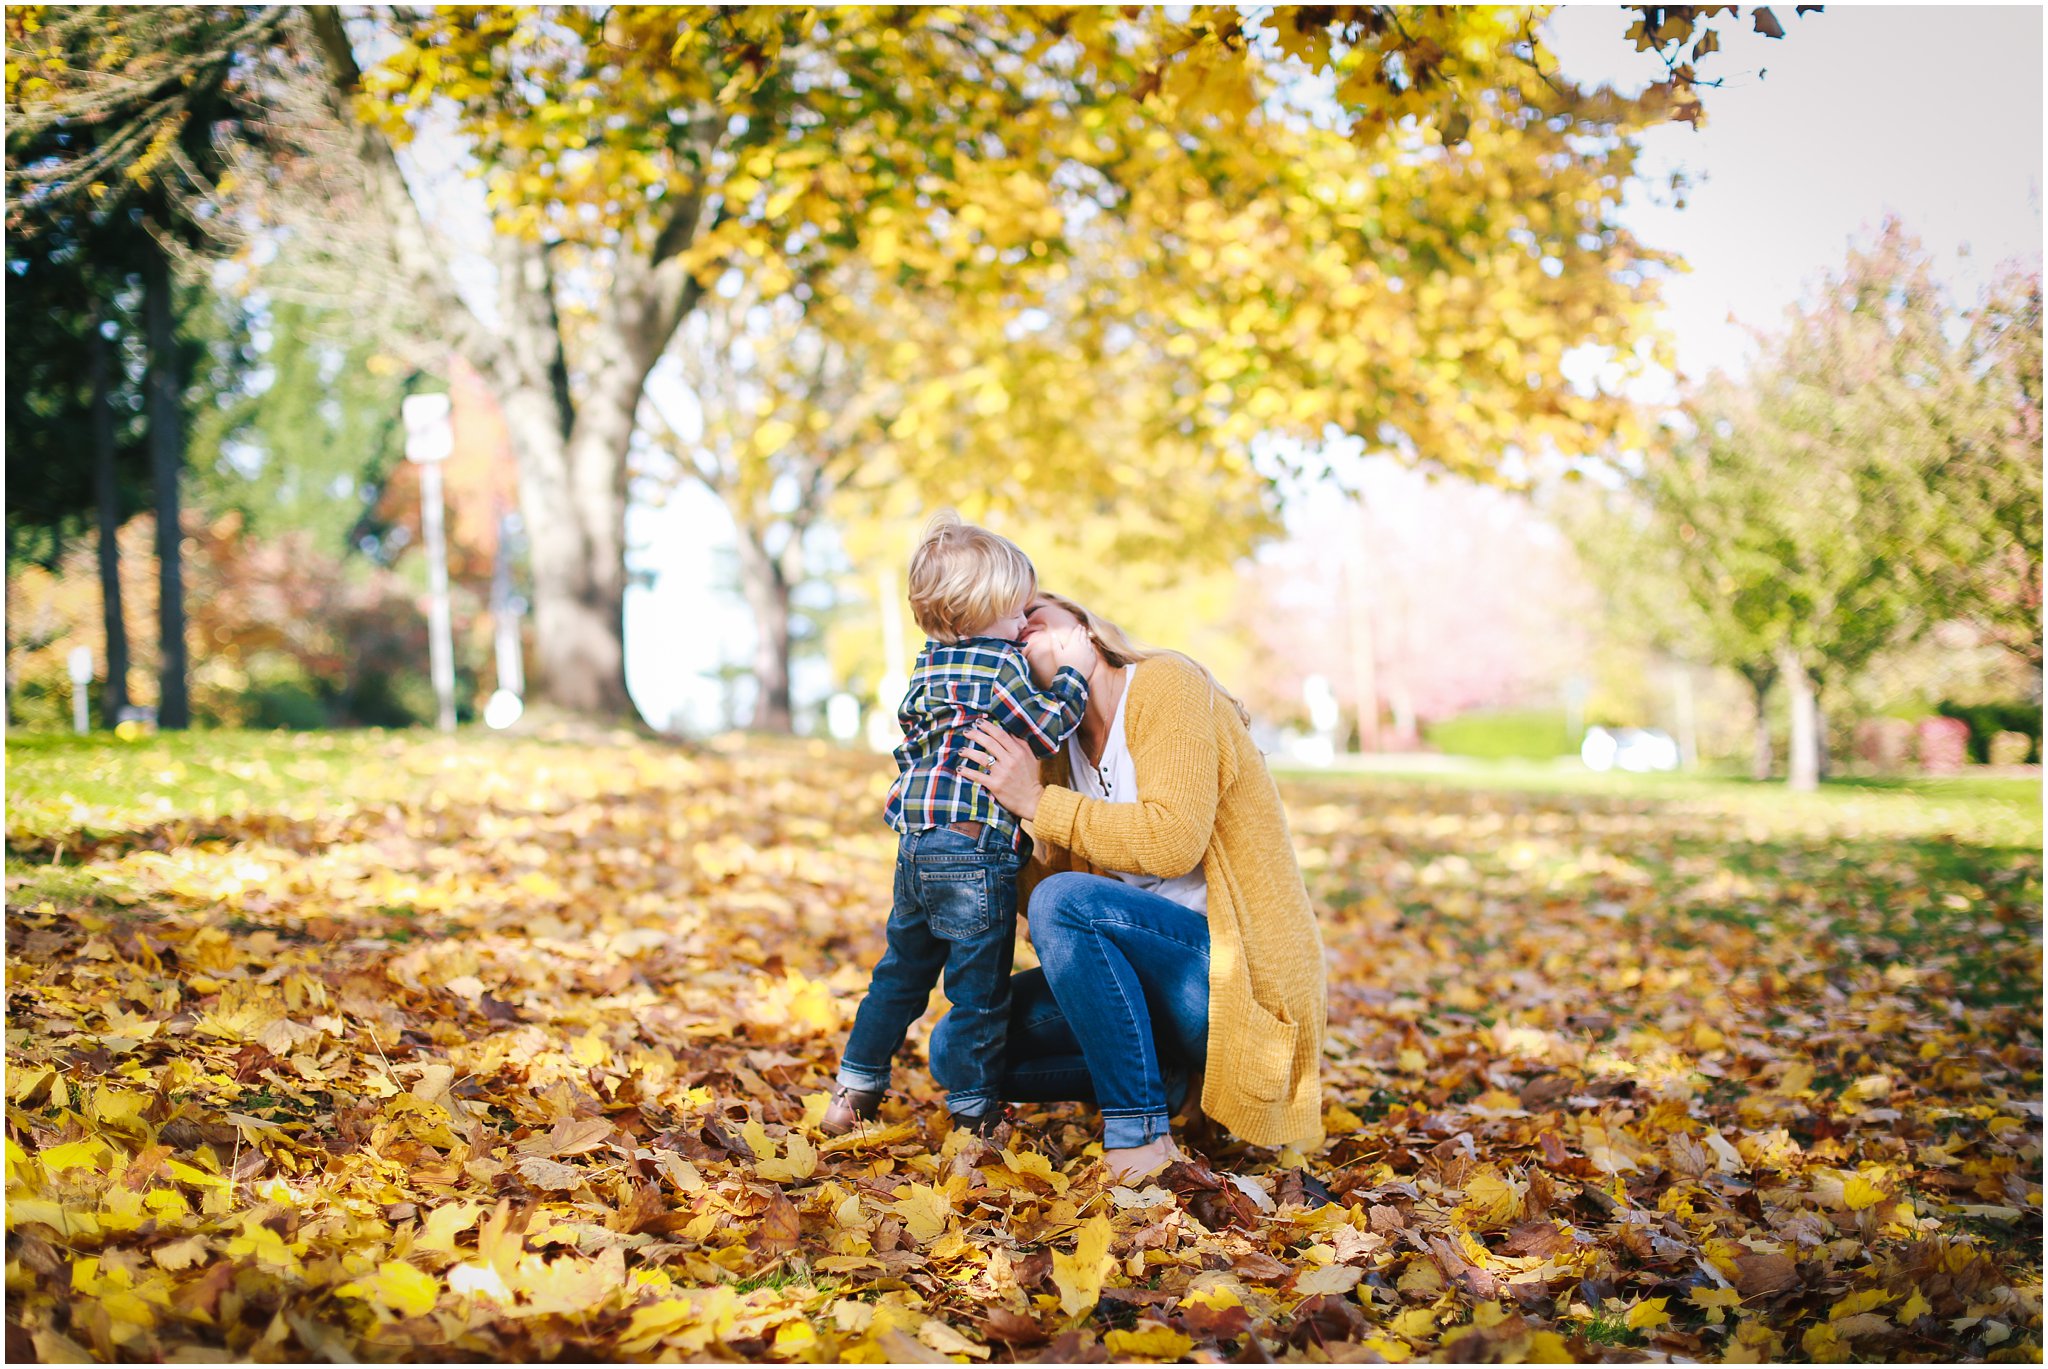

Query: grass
[1270,755,2041,846]
[3,725,2038,1362]
[3,724,672,847]
[4,727,421,839]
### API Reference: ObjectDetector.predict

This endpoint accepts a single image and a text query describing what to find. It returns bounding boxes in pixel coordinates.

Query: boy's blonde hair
[908,510,1037,642]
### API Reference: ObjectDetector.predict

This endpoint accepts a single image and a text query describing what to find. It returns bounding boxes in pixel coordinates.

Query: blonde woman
[954,592,1327,1182]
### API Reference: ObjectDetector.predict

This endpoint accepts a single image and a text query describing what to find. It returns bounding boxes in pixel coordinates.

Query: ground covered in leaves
[6,728,2042,1362]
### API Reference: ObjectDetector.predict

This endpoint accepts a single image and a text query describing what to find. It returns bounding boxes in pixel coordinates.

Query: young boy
[823,511,1089,1138]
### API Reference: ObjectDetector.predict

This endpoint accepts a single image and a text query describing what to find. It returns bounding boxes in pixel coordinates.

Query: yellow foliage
[1052,1215,1115,1317]
[334,1260,439,1320]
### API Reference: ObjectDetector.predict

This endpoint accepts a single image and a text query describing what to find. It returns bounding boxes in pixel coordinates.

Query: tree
[3,225,154,725]
[8,5,293,727]
[1579,220,2003,790]
[1560,419,1793,780]
[309,4,1788,723]
[1255,464,1597,743]
[1938,266,2043,670]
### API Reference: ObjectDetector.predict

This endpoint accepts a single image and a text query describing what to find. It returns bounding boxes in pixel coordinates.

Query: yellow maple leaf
[90,1087,149,1130]
[1830,1288,1892,1320]
[890,1182,954,1244]
[1624,1297,1670,1331]
[1052,1215,1115,1316]
[619,1288,737,1355]
[1105,1322,1194,1359]
[417,1201,483,1254]
[1180,1284,1244,1311]
[36,1138,112,1173]
[1389,1307,1438,1339]
[1800,1322,1845,1359]
[1841,1175,1887,1210]
[6,1200,102,1238]
[740,1117,776,1161]
[1459,1166,1524,1227]
[447,1262,511,1301]
[1689,1286,1743,1325]
[917,1318,990,1360]
[336,1259,438,1319]
[998,1146,1070,1194]
[799,1091,830,1130]
[775,1320,819,1355]
[757,1129,819,1184]
[1898,1289,1932,1324]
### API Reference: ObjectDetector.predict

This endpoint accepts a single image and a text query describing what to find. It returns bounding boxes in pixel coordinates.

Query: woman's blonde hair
[907,510,1038,643]
[1032,590,1253,728]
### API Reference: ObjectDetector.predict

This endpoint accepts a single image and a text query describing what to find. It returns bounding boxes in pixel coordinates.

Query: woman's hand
[962,721,1044,821]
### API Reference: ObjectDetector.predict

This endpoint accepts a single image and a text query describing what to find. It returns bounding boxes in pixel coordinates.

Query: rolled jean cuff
[1102,1111,1174,1150]
[835,1062,892,1093]
[947,1096,992,1118]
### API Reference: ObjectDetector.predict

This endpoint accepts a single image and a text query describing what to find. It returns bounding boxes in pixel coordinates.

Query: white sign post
[402,394,458,733]
[67,646,93,734]
[486,509,525,731]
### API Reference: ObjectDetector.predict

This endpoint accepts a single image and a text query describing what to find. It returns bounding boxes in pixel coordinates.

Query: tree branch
[303,6,510,381]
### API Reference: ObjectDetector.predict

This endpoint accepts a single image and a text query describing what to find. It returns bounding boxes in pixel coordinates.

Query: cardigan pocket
[1236,998,1300,1102]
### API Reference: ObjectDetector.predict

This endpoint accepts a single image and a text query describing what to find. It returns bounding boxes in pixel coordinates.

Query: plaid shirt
[884,636,1089,851]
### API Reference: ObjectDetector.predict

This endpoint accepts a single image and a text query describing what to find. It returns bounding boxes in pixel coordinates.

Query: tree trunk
[735,528,794,733]
[143,244,189,730]
[505,394,637,719]
[1779,645,1819,792]
[1741,665,1774,781]
[89,312,130,728]
[1341,531,1378,753]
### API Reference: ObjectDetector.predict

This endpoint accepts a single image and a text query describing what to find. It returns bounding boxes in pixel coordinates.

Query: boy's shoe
[955,1105,1016,1140]
[821,1082,884,1136]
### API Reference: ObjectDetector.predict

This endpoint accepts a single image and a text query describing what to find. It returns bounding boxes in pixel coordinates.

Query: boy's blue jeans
[837,824,1023,1118]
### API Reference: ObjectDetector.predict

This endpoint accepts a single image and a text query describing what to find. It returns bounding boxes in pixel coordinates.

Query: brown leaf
[606,1180,669,1236]
[1502,1222,1577,1258]
[1287,1294,1367,1350]
[749,1191,801,1256]
[1730,1248,1800,1298]
[515,1156,587,1191]
[978,1307,1048,1346]
[1036,1329,1101,1363]
[1752,7,1786,38]
[518,1115,613,1158]
[1231,1249,1294,1283]
[1427,1234,1497,1300]
[1183,1300,1251,1342]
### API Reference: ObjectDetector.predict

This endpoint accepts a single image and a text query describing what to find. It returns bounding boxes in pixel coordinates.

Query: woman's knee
[1027,871,1101,928]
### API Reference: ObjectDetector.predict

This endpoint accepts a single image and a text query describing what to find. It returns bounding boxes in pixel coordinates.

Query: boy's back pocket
[920,863,1004,940]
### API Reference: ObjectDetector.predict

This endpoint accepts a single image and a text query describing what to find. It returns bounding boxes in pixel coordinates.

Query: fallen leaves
[1051,1214,1116,1316]
[3,732,2041,1361]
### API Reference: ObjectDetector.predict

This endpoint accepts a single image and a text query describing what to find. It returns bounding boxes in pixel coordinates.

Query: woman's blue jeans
[947,870,1211,1149]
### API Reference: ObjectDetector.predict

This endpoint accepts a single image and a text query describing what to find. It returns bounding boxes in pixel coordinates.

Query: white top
[1064,665,1209,915]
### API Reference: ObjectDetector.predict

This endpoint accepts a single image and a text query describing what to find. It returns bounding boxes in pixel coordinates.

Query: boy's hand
[962,721,1043,820]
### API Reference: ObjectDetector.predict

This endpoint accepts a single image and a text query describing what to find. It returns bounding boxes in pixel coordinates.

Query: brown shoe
[821,1082,884,1136]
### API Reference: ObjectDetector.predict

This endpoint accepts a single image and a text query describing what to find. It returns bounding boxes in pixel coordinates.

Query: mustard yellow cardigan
[1021,654,1327,1149]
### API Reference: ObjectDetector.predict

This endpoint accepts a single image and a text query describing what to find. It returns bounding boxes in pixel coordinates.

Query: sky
[616,7,2045,732]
